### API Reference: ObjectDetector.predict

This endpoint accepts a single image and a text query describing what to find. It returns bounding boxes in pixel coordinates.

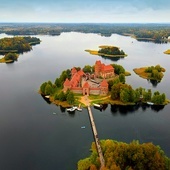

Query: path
[87,106,105,169]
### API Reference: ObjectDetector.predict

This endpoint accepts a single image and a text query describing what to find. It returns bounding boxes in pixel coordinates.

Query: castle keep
[63,60,114,96]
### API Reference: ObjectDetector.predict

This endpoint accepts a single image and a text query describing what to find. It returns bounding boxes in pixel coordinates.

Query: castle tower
[95,60,102,77]
[100,79,108,95]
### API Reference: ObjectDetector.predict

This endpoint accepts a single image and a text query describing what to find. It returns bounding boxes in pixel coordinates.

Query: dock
[87,106,105,169]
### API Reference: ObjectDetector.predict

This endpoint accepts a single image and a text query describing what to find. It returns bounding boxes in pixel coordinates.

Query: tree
[111,64,125,75]
[4,53,18,61]
[78,139,170,170]
[45,84,53,95]
[55,78,61,87]
[58,91,66,101]
[40,82,47,94]
[162,93,166,102]
[119,73,125,84]
[120,89,130,103]
[60,71,68,83]
[111,83,122,100]
[66,91,75,104]
[83,65,92,73]
[54,93,59,100]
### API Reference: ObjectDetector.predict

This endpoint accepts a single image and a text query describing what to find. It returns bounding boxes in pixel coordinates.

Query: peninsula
[85,45,127,58]
[78,139,170,170]
[0,36,41,63]
[164,49,170,55]
[39,61,169,107]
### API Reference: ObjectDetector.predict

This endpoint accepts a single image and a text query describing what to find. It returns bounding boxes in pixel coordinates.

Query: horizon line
[0,22,170,24]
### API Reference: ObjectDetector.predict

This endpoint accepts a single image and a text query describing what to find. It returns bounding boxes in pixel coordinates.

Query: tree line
[98,47,125,56]
[0,36,40,54]
[77,139,170,170]
[1,23,170,43]
[110,81,166,105]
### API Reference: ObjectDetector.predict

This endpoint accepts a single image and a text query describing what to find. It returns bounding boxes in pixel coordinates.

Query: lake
[0,32,170,170]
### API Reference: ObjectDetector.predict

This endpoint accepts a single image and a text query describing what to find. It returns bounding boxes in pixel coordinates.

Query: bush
[4,53,18,61]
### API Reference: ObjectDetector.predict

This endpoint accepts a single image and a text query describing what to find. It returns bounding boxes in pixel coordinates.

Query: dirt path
[79,95,110,106]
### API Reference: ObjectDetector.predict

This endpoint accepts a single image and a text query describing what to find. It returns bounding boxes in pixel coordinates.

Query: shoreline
[40,93,170,108]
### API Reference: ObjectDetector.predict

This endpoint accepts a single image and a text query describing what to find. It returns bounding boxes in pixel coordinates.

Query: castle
[63,60,114,96]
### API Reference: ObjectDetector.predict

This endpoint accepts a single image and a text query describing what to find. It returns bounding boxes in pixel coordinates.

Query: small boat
[53,112,57,115]
[67,107,76,112]
[147,102,154,105]
[81,126,85,129]
[93,103,102,108]
[77,108,82,111]
[45,95,50,98]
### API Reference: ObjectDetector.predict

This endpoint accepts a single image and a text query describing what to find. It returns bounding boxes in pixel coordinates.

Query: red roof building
[63,61,111,96]
[95,60,114,78]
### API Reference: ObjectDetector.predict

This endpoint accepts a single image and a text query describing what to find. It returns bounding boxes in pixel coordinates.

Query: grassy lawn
[0,57,14,63]
[133,67,149,79]
[85,49,127,58]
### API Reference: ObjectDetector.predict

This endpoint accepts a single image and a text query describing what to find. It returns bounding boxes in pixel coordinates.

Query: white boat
[67,107,76,112]
[53,112,56,114]
[147,102,154,105]
[45,95,50,98]
[93,103,102,108]
[81,126,85,129]
[77,108,82,111]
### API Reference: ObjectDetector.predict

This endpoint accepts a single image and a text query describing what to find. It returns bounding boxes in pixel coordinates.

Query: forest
[0,36,40,54]
[77,139,170,170]
[98,46,125,56]
[0,23,170,43]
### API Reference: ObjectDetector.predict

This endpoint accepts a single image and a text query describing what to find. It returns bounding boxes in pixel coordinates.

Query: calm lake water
[0,32,170,170]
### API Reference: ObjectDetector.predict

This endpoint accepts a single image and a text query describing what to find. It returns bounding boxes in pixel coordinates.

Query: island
[0,36,41,63]
[133,65,166,82]
[85,45,127,59]
[77,139,170,170]
[164,49,170,55]
[39,60,169,108]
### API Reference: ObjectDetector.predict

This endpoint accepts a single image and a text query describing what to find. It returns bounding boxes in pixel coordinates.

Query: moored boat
[147,102,154,105]
[93,103,102,108]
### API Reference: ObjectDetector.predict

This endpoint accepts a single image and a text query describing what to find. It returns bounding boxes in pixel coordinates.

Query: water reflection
[100,55,125,62]
[147,79,160,87]
[41,95,51,104]
[151,105,165,112]
[60,106,66,113]
[110,103,165,115]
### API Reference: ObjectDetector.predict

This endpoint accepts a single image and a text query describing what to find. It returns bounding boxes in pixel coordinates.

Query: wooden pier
[87,106,105,169]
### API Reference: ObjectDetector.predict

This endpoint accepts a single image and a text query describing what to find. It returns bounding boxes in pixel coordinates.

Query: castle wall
[90,88,100,95]
[71,87,83,94]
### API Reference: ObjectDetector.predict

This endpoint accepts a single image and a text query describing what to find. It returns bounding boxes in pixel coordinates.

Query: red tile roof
[64,78,71,86]
[102,65,114,72]
[77,70,85,76]
[83,82,90,88]
[100,79,108,87]
[71,67,77,75]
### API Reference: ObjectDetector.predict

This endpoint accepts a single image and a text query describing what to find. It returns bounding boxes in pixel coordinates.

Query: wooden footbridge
[87,106,105,169]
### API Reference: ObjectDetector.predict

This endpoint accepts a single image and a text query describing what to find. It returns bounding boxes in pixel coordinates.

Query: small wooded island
[0,36,41,63]
[133,65,165,81]
[39,60,169,107]
[85,45,127,58]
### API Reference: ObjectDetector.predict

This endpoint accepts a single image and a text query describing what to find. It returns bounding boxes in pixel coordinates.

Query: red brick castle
[63,60,114,96]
